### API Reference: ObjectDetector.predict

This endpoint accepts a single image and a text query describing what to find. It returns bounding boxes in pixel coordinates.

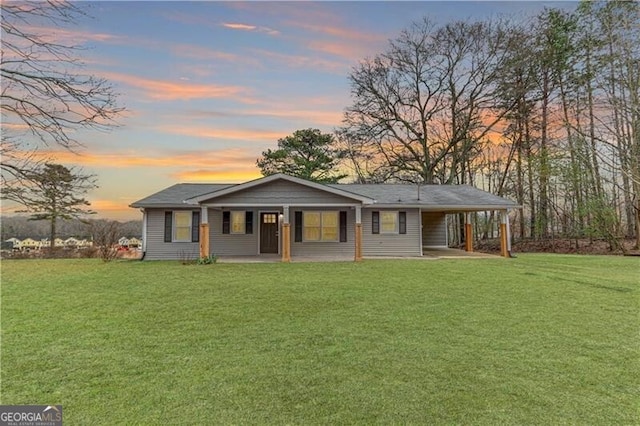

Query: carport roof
[330,184,519,211]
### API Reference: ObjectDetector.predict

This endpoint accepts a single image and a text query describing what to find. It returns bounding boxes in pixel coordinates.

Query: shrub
[196,254,217,265]
[91,220,121,262]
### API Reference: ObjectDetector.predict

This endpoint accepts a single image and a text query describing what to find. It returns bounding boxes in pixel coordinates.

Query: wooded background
[336,1,638,250]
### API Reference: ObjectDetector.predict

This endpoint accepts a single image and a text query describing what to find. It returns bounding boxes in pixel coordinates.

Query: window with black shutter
[372,211,380,234]
[399,211,407,234]
[246,211,253,234]
[294,211,303,242]
[164,211,172,242]
[222,211,230,234]
[339,211,347,242]
[191,211,200,242]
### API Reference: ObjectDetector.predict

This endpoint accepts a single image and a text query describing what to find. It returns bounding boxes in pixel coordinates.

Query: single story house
[130,173,519,261]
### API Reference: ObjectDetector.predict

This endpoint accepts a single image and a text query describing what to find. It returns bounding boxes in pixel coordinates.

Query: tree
[1,1,122,187]
[6,163,97,252]
[256,128,347,183]
[90,220,121,262]
[341,18,515,185]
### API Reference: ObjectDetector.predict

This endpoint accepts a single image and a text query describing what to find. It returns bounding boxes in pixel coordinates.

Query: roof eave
[185,173,375,204]
[366,203,521,211]
[129,203,200,209]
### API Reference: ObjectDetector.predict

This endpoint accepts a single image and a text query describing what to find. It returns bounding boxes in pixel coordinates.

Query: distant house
[77,239,92,248]
[4,238,21,250]
[64,237,79,248]
[20,238,40,250]
[128,237,141,248]
[131,173,519,261]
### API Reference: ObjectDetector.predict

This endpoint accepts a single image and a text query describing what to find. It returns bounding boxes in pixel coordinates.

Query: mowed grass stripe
[2,255,638,424]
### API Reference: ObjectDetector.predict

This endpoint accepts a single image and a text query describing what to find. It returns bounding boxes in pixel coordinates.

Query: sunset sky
[3,1,576,220]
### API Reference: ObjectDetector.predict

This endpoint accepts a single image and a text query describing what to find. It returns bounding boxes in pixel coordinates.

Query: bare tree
[341,18,516,185]
[90,220,121,262]
[1,1,122,186]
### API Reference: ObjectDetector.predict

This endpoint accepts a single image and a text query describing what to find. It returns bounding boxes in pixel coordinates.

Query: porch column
[355,206,363,262]
[199,206,209,258]
[282,205,291,262]
[499,210,510,258]
[464,213,473,252]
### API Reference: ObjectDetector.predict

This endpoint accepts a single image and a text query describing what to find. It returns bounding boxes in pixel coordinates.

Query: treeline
[336,1,638,249]
[0,216,142,241]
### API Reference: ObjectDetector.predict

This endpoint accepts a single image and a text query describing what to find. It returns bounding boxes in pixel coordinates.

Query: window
[164,211,200,242]
[231,211,245,234]
[372,211,407,235]
[381,211,398,234]
[302,211,338,242]
[304,212,321,241]
[222,211,253,234]
[322,211,338,241]
[174,211,192,241]
[263,213,277,223]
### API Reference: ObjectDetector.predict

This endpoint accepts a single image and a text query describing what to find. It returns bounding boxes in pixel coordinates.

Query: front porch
[215,248,499,263]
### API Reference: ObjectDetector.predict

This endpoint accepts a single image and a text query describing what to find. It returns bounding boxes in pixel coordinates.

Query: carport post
[464,213,473,252]
[199,206,209,258]
[499,210,510,258]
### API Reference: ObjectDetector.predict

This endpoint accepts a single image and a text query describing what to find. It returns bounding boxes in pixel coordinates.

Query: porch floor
[216,248,497,263]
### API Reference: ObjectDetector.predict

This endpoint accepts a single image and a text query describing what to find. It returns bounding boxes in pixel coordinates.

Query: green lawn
[1,255,638,424]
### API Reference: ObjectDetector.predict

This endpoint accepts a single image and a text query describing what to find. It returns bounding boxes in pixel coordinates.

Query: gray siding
[209,209,262,256]
[204,180,358,205]
[362,208,421,256]
[290,208,355,257]
[422,212,447,247]
[145,208,200,261]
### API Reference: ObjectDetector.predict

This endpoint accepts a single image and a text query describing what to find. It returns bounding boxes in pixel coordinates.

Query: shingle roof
[130,183,233,208]
[330,184,518,210]
[130,178,518,211]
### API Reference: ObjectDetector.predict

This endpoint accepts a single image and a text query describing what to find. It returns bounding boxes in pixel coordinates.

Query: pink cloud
[223,22,256,30]
[222,22,280,36]
[102,72,252,101]
[15,148,261,170]
[172,168,262,182]
[158,125,285,142]
[251,49,347,73]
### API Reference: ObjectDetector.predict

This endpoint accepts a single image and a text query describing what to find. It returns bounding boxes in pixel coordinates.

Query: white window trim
[230,211,246,234]
[173,211,193,242]
[380,211,399,234]
[303,211,339,242]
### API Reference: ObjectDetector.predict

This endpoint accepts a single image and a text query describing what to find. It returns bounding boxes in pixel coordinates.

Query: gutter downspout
[140,208,147,261]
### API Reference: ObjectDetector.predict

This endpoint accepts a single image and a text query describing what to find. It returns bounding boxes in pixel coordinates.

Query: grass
[1,255,638,424]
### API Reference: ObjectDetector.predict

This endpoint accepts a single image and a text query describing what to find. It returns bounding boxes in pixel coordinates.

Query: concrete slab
[216,249,498,263]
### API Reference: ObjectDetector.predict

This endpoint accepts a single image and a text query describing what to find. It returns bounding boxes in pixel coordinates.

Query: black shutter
[339,211,347,242]
[294,211,303,242]
[222,211,230,234]
[372,211,380,234]
[164,211,172,242]
[399,211,407,234]
[246,211,253,234]
[192,211,200,242]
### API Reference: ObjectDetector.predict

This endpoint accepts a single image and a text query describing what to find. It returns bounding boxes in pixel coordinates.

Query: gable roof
[130,175,519,211]
[184,173,375,204]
